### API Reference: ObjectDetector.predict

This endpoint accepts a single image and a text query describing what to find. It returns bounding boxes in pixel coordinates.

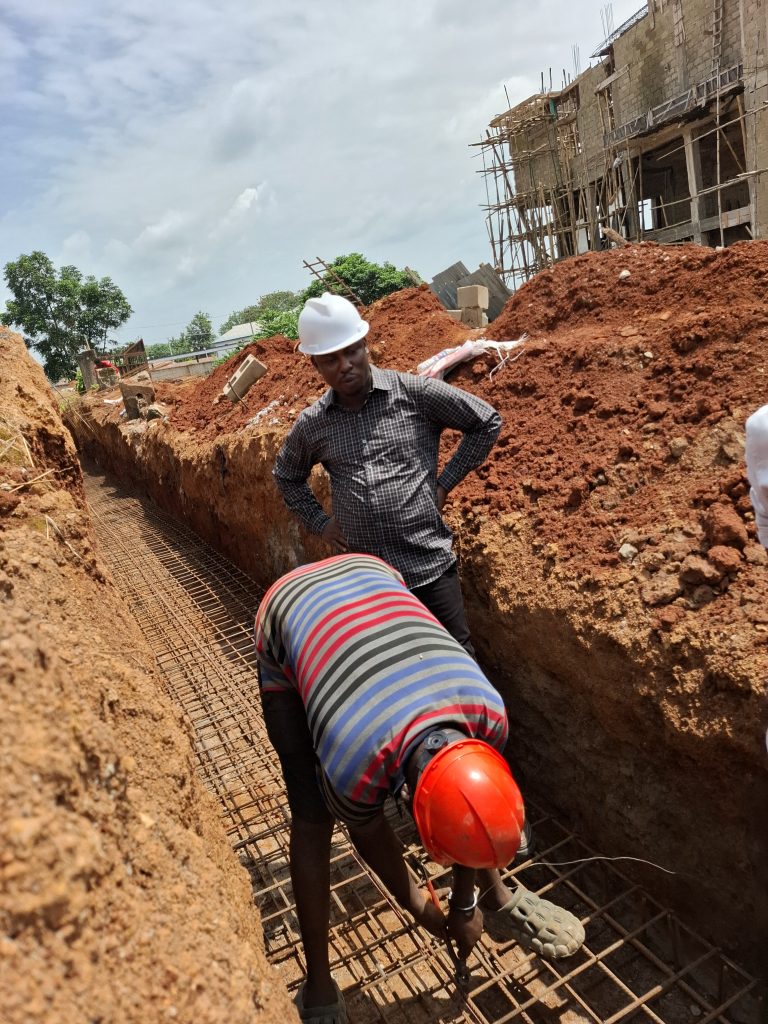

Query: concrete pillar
[620,160,641,240]
[76,350,97,390]
[683,126,703,244]
[587,180,600,250]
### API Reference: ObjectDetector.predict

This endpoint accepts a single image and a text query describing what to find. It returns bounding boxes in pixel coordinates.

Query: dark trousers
[411,562,476,660]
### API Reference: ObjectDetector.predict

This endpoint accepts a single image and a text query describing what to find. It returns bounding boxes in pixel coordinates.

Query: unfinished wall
[743,0,768,238]
[0,326,296,1024]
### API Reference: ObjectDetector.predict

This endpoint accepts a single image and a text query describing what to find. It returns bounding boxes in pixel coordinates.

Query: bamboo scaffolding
[476,53,762,288]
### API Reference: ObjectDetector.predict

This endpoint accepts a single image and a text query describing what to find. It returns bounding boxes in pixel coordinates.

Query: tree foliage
[163,311,214,354]
[145,342,173,360]
[219,290,301,335]
[301,253,414,307]
[2,251,132,380]
[214,308,299,367]
[184,311,214,351]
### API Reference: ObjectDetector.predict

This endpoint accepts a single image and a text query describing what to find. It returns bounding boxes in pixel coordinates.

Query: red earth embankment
[1,327,295,1023]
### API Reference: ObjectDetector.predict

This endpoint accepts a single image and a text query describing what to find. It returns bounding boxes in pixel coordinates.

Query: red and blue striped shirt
[254,554,508,823]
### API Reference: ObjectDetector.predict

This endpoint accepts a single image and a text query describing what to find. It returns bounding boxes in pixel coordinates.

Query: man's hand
[436,484,449,513]
[447,906,484,959]
[321,517,348,553]
[413,897,447,940]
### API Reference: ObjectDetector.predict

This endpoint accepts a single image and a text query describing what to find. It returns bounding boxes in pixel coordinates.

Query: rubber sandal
[294,981,348,1024]
[494,885,585,959]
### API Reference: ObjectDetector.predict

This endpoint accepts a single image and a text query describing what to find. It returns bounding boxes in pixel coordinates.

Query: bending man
[254,553,584,1024]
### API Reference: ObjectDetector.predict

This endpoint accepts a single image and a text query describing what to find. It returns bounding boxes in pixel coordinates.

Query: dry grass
[0,416,34,468]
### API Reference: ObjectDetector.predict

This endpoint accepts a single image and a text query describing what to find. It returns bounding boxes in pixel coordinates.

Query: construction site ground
[2,240,767,1021]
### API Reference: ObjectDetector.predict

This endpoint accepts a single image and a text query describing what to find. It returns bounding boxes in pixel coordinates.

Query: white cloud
[0,0,644,341]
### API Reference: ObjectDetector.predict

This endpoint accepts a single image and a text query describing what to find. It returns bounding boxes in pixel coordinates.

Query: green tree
[184,311,214,352]
[301,253,414,307]
[2,251,132,380]
[145,342,173,359]
[219,289,301,335]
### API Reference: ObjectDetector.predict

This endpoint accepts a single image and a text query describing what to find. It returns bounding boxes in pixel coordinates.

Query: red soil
[161,241,768,633]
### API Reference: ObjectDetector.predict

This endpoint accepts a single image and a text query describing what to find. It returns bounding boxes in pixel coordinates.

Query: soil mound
[489,239,768,336]
[165,286,471,439]
[149,244,768,646]
[0,328,292,1023]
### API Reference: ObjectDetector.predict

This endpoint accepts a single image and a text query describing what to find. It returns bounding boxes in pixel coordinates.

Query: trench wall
[65,403,768,980]
[0,329,295,1024]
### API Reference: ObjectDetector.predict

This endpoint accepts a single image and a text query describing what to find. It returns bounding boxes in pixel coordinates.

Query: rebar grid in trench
[82,469,761,1024]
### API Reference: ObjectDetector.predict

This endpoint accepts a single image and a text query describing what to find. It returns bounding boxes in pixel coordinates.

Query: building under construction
[478,0,768,286]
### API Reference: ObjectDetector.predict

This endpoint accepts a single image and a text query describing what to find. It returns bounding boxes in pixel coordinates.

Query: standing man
[255,554,585,1024]
[273,292,501,659]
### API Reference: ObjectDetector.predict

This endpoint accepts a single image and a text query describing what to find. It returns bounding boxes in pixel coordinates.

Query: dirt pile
[162,286,471,439]
[0,328,294,1023]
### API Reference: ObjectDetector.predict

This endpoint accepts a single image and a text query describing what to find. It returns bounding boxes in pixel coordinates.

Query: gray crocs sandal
[294,981,348,1024]
[495,885,585,959]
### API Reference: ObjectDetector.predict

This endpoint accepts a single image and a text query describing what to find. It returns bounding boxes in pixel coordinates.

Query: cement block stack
[456,285,489,328]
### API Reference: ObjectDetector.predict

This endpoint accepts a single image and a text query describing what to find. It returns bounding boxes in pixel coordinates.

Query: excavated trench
[80,463,760,1024]
[4,242,768,1020]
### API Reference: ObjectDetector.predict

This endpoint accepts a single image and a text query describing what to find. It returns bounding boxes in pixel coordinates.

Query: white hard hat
[297,292,370,356]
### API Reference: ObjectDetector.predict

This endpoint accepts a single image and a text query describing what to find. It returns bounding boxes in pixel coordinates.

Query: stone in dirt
[706,545,742,575]
[703,503,748,549]
[641,573,683,606]
[679,554,722,586]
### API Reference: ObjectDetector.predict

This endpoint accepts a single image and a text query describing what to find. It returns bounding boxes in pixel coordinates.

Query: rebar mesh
[83,470,762,1024]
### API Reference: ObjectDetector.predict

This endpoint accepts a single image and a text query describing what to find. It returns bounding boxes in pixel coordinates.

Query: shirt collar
[321,364,392,410]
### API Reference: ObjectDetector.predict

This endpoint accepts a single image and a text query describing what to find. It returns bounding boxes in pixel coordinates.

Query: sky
[0,0,643,346]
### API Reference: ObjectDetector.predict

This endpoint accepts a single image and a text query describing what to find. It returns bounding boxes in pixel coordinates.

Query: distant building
[479,0,768,286]
[216,322,263,349]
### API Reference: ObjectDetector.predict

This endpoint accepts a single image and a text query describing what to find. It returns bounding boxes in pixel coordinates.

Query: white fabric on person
[746,404,768,548]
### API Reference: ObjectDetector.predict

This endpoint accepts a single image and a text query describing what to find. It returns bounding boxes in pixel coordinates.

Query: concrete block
[457,284,489,310]
[120,379,156,420]
[95,367,119,390]
[222,354,268,403]
[460,306,485,328]
[446,309,462,322]
[76,350,97,390]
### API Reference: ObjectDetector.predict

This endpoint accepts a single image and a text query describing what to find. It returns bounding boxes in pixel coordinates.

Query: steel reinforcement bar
[82,469,762,1024]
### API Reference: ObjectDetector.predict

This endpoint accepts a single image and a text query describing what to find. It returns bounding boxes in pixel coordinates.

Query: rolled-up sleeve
[746,404,768,548]
[410,376,501,492]
[273,419,332,536]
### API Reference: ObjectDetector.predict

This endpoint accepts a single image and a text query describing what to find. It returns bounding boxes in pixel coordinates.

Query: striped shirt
[273,366,502,588]
[254,554,509,824]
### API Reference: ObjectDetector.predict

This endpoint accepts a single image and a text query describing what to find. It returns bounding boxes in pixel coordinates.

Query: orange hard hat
[412,738,525,868]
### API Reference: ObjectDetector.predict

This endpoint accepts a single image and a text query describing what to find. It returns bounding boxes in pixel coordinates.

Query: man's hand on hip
[436,484,448,512]
[321,517,349,554]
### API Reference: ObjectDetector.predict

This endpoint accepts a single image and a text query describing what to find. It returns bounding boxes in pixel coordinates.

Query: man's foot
[491,885,585,960]
[295,980,347,1024]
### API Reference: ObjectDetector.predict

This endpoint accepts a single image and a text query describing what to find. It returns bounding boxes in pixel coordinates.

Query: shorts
[261,686,333,825]
[260,684,381,828]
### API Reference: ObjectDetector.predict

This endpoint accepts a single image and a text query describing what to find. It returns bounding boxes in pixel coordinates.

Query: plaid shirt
[273,366,501,588]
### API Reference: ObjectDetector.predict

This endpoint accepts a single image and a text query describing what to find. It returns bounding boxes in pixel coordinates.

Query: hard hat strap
[409,727,468,783]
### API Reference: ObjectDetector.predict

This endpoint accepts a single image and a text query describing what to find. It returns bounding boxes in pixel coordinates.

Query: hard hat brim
[298,319,370,356]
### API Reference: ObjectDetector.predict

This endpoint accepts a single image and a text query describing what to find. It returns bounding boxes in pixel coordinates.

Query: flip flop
[294,981,348,1024]
[493,885,585,960]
